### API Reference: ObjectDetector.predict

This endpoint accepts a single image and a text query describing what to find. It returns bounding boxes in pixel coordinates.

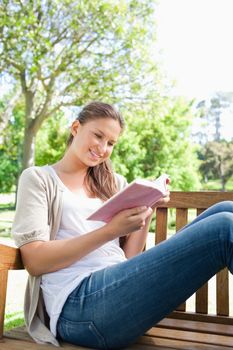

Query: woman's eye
[94,133,102,139]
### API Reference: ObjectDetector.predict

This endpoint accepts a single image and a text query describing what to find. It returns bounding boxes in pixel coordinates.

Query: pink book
[87,173,170,223]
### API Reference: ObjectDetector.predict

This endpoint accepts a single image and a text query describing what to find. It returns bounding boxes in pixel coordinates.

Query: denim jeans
[57,201,233,349]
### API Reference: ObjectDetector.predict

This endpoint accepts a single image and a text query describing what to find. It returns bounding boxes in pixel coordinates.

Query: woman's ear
[71,120,80,136]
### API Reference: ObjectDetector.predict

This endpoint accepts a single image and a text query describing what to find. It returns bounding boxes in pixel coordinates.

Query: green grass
[4,311,25,331]
[201,177,233,191]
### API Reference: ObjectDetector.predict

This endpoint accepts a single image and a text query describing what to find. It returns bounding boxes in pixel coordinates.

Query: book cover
[87,173,169,223]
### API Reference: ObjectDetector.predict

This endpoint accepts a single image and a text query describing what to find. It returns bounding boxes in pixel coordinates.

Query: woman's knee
[215,211,233,239]
[212,200,233,213]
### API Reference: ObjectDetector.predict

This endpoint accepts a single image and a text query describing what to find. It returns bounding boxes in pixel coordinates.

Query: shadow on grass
[0,203,15,211]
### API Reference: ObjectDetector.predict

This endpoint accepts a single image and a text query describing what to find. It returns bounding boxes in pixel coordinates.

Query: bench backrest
[1,190,233,339]
[156,191,233,325]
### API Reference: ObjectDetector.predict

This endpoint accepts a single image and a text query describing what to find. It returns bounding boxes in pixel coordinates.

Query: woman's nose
[98,141,107,155]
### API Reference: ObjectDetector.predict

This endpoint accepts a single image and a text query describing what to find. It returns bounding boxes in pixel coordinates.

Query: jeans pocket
[57,316,107,349]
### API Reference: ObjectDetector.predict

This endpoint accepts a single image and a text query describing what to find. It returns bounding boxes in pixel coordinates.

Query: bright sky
[155,0,233,100]
[155,0,233,140]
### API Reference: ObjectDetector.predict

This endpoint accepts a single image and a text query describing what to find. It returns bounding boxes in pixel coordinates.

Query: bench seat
[2,319,233,350]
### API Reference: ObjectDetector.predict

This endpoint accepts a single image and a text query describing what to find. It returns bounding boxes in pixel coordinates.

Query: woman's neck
[52,158,89,194]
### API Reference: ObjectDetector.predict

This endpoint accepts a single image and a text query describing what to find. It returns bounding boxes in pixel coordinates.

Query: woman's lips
[89,149,101,159]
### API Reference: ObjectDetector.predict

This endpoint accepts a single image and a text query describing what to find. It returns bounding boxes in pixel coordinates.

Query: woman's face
[69,117,122,168]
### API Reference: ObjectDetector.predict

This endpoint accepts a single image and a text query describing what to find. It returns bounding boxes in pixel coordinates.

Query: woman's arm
[122,190,171,258]
[122,211,153,258]
[20,225,115,276]
[20,206,152,276]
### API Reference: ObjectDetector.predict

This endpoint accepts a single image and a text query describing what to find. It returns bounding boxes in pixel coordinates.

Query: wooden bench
[1,191,233,349]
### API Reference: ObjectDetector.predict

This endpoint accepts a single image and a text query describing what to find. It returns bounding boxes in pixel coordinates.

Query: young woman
[12,101,233,349]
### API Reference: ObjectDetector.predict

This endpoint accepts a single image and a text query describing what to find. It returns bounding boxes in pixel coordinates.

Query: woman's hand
[152,177,171,208]
[106,206,153,239]
[153,189,170,207]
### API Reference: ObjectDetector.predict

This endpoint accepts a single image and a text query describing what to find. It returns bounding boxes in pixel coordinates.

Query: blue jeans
[57,201,233,349]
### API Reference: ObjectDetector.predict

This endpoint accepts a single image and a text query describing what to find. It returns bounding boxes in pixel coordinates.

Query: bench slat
[166,191,233,209]
[196,283,208,314]
[155,208,168,244]
[4,326,233,350]
[175,208,188,312]
[169,311,233,325]
[0,270,8,339]
[147,327,233,347]
[140,334,233,350]
[195,208,208,314]
[217,268,229,316]
[0,244,23,270]
[157,317,233,336]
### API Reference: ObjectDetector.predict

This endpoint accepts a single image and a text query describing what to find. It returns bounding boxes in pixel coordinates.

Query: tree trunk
[21,125,36,171]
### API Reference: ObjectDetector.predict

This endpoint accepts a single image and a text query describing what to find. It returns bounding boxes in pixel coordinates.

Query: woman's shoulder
[21,165,48,175]
[19,165,56,187]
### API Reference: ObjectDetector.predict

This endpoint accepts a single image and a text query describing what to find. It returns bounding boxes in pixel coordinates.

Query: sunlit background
[156,0,233,140]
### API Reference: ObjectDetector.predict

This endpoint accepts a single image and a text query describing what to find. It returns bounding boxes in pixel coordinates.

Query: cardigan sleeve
[12,167,50,248]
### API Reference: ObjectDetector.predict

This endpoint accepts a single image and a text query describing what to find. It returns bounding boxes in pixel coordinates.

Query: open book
[87,173,170,223]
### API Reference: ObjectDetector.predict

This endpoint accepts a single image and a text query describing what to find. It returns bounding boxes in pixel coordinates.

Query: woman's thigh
[57,210,233,349]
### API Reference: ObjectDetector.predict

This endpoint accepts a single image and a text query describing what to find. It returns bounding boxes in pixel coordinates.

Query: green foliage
[0,1,202,190]
[112,97,201,190]
[0,0,161,169]
[195,92,233,144]
[35,112,69,165]
[199,141,233,190]
[0,100,24,192]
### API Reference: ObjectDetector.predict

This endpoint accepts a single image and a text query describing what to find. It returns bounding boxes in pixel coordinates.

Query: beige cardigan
[12,166,127,346]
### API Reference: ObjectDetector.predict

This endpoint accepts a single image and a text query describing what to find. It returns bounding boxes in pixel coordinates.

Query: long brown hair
[67,101,125,201]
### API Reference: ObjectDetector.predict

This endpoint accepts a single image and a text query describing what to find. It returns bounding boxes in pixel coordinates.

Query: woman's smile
[89,149,102,160]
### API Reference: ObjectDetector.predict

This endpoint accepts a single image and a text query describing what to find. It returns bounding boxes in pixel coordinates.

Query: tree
[194,92,233,145]
[0,99,24,192]
[112,96,201,190]
[35,111,69,166]
[0,0,157,171]
[199,141,233,190]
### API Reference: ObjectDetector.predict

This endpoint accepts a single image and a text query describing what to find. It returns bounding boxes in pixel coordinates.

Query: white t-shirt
[40,166,127,336]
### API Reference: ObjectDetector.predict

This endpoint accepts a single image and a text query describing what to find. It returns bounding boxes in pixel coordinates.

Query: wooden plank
[195,208,208,314]
[217,268,229,316]
[196,208,205,216]
[157,318,233,336]
[158,191,233,209]
[155,208,168,243]
[196,283,208,314]
[0,337,179,350]
[128,344,175,350]
[147,327,233,347]
[3,327,177,350]
[4,332,232,350]
[175,208,188,312]
[0,337,88,349]
[176,209,188,231]
[0,270,8,339]
[169,311,233,325]
[139,334,233,350]
[0,244,23,270]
